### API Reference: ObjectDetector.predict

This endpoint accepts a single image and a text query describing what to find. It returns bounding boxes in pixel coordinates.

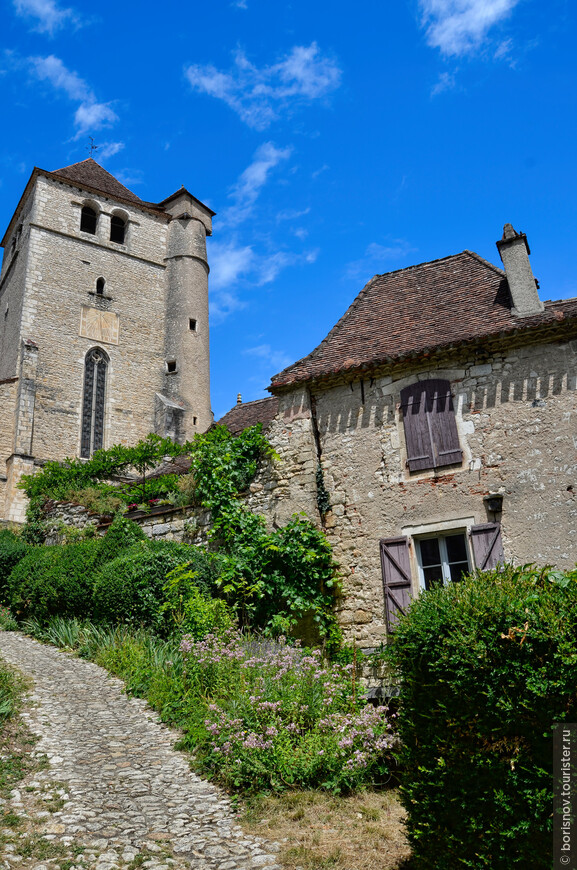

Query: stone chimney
[496,224,543,317]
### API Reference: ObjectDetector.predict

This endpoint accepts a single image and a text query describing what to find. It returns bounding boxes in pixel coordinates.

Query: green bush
[6,540,101,622]
[0,530,29,602]
[95,515,146,566]
[91,540,216,630]
[162,564,234,638]
[387,564,577,869]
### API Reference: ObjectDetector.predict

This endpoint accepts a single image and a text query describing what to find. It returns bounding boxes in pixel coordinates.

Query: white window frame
[415,530,472,590]
[402,516,476,593]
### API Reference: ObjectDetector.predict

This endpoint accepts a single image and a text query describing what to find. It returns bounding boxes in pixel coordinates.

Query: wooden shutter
[427,380,463,468]
[400,379,462,472]
[400,383,434,471]
[470,523,504,570]
[380,537,413,632]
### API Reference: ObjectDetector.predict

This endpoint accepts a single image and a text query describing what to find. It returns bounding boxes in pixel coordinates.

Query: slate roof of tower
[217,397,279,434]
[269,250,577,390]
[50,159,148,206]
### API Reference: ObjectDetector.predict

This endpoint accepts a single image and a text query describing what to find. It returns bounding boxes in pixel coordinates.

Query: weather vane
[86,137,99,157]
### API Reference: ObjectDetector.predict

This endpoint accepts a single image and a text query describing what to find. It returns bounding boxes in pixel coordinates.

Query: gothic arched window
[80,348,108,458]
[80,206,97,235]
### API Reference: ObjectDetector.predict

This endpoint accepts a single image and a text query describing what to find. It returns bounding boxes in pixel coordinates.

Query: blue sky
[1,0,576,419]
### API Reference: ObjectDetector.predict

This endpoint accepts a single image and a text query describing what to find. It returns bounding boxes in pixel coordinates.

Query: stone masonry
[0,160,214,523]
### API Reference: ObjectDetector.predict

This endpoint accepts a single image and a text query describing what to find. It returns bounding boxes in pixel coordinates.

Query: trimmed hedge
[91,540,217,631]
[0,530,29,602]
[7,540,101,621]
[387,565,577,869]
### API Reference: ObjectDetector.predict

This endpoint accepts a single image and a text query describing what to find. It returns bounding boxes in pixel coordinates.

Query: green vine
[19,425,343,646]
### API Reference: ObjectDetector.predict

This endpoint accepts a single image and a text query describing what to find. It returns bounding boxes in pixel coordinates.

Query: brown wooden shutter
[400,383,434,472]
[380,537,413,632]
[470,523,504,570]
[400,379,462,472]
[427,379,463,468]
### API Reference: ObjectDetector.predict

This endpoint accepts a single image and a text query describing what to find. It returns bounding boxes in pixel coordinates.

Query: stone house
[221,225,577,646]
[0,159,214,523]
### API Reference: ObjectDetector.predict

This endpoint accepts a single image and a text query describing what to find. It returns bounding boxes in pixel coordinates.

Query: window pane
[449,561,469,583]
[445,534,467,564]
[80,207,97,235]
[419,538,441,567]
[423,565,444,590]
[110,216,126,244]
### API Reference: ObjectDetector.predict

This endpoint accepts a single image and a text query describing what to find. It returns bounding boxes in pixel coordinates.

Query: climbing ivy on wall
[19,426,342,644]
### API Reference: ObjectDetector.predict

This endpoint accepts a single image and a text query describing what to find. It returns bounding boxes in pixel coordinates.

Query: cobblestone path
[0,632,281,870]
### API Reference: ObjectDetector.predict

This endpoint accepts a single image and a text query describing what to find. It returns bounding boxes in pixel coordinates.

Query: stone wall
[309,337,577,644]
[43,501,212,547]
[241,336,577,645]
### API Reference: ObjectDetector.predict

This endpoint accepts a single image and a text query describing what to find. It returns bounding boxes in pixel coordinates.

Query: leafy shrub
[91,540,216,630]
[0,530,29,601]
[0,658,22,725]
[95,515,146,566]
[162,564,234,638]
[387,564,577,869]
[6,540,101,622]
[0,605,18,631]
[65,485,124,516]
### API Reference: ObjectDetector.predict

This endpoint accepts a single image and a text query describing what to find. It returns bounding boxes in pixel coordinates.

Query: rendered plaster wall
[303,338,577,644]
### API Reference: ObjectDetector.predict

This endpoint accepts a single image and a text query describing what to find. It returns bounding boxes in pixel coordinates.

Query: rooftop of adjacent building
[268,242,577,392]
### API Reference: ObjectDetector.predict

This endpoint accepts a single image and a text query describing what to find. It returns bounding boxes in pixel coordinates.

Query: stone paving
[0,632,282,870]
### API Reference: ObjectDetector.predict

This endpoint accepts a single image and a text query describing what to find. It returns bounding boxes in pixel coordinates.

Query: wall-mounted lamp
[483,492,504,515]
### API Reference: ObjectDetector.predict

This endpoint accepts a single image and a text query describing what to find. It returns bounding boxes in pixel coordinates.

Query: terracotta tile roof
[50,159,148,206]
[217,397,279,434]
[269,250,577,390]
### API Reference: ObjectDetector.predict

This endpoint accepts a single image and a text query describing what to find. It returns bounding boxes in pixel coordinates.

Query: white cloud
[243,344,292,371]
[208,238,317,320]
[28,55,118,137]
[419,0,520,56]
[221,142,292,227]
[185,42,341,129]
[73,101,118,137]
[346,239,416,279]
[256,248,318,285]
[276,206,310,221]
[95,141,125,162]
[210,240,255,291]
[14,0,77,34]
[431,70,457,96]
[29,54,89,100]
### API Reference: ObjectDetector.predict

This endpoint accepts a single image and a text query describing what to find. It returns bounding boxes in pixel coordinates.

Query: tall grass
[22,616,399,794]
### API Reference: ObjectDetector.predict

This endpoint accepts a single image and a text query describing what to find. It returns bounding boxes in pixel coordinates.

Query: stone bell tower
[0,158,214,522]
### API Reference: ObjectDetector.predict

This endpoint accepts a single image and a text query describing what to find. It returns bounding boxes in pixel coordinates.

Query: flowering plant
[179,629,399,793]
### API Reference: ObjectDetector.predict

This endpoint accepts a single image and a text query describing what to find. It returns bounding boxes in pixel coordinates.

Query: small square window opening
[166,360,177,373]
[189,318,197,332]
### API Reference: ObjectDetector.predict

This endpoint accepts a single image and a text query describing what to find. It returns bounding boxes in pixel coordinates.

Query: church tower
[0,159,214,523]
